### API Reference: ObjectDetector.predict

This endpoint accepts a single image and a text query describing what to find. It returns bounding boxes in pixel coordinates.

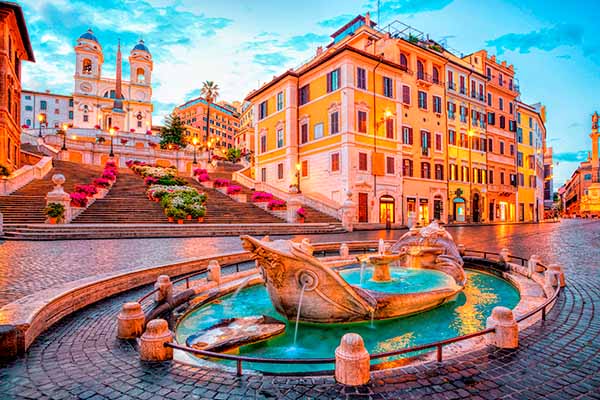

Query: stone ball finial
[52,173,66,186]
[335,333,370,386]
[490,306,515,324]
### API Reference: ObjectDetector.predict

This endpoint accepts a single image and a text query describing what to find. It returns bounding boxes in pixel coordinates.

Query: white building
[21,90,73,130]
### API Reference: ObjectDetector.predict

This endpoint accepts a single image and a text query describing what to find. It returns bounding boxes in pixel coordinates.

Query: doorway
[434,196,443,221]
[358,192,368,223]
[418,199,429,224]
[379,195,395,223]
[453,197,466,222]
[472,193,480,222]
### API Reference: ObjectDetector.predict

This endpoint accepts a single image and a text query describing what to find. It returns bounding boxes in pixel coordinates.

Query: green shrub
[44,203,65,220]
[0,164,10,177]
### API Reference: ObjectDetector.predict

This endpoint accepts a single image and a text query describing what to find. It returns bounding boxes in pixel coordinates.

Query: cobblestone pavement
[1,220,599,399]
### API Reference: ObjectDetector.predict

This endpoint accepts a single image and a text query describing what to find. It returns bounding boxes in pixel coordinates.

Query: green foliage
[156,175,186,186]
[0,164,10,177]
[226,147,242,163]
[407,34,419,44]
[160,113,186,149]
[44,203,65,219]
[200,81,220,104]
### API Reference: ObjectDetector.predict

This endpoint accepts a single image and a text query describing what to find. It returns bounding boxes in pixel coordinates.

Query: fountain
[239,221,465,323]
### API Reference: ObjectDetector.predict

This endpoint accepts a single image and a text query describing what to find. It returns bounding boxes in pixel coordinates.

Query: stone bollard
[499,248,510,265]
[207,260,221,284]
[45,173,72,223]
[0,325,18,360]
[457,244,466,257]
[527,254,542,276]
[546,264,566,288]
[117,302,145,339]
[139,319,173,361]
[340,190,355,232]
[486,306,518,349]
[335,333,370,386]
[154,275,173,303]
[339,243,349,258]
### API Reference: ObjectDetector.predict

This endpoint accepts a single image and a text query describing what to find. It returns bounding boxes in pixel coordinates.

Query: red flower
[130,128,135,133]
[146,130,152,135]
[94,124,101,129]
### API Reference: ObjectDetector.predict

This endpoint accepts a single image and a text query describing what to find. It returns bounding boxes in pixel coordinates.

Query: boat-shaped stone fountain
[240,221,466,323]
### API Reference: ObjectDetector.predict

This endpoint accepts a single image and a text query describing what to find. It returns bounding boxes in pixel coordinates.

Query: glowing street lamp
[38,114,45,137]
[295,162,302,193]
[192,136,198,164]
[109,127,115,157]
[61,123,68,150]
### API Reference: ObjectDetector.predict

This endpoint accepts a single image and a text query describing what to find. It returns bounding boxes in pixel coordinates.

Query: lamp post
[192,137,198,164]
[109,127,115,157]
[61,124,68,150]
[295,162,301,193]
[467,129,474,221]
[38,114,44,137]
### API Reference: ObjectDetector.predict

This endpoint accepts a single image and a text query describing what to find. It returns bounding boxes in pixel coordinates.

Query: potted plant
[267,199,286,211]
[165,206,178,223]
[189,204,206,222]
[44,202,65,224]
[0,164,10,177]
[70,192,88,208]
[296,207,306,223]
[174,207,186,224]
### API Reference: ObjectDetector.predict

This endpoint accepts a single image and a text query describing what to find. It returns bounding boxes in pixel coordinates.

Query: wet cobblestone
[0,220,599,398]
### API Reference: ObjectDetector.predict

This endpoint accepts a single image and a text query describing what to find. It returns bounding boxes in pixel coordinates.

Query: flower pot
[168,217,174,223]
[48,217,57,224]
[186,215,192,220]
[298,217,305,223]
[177,219,184,224]
[197,217,204,223]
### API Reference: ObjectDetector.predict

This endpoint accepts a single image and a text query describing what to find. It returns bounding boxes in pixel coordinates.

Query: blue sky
[18,0,600,186]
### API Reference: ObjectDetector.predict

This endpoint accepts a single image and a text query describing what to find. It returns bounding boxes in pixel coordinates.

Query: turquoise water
[339,267,455,293]
[176,269,519,373]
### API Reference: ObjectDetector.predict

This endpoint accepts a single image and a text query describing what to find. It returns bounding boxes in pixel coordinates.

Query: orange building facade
[0,2,34,172]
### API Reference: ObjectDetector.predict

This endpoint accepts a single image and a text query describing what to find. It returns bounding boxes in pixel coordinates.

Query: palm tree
[200,81,219,146]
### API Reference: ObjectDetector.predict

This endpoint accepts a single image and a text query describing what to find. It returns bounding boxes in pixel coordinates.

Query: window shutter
[409,127,413,144]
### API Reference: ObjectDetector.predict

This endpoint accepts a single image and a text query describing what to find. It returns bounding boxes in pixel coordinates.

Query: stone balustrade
[0,156,53,195]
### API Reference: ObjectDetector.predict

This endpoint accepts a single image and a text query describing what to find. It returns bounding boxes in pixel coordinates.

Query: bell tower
[591,112,599,183]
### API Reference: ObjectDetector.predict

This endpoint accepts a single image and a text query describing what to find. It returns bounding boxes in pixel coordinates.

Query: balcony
[416,72,441,87]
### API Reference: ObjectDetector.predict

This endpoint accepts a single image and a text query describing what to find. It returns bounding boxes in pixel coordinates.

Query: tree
[159,113,185,148]
[200,81,219,144]
[226,147,242,163]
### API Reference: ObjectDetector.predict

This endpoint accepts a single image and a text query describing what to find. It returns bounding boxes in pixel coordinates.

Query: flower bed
[296,207,306,223]
[251,191,274,202]
[267,199,286,210]
[213,178,230,188]
[226,185,242,195]
[69,161,116,210]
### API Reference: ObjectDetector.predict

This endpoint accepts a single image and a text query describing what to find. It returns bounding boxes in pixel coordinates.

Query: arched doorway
[379,195,395,223]
[472,193,480,222]
[453,197,466,222]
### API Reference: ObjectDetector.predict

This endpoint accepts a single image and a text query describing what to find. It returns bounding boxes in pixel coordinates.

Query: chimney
[316,46,323,56]
[491,55,496,62]
[365,12,371,27]
[501,60,507,67]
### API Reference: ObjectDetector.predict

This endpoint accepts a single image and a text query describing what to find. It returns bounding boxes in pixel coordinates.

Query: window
[447,102,456,119]
[403,159,413,177]
[498,97,504,111]
[499,141,505,155]
[488,169,494,184]
[259,101,268,119]
[386,156,395,174]
[433,96,442,114]
[459,76,466,94]
[330,111,339,134]
[54,108,59,115]
[486,67,491,79]
[277,163,284,179]
[40,100,47,110]
[435,133,442,151]
[500,171,505,185]
[136,67,145,82]
[447,70,454,89]
[460,106,467,123]
[421,162,431,179]
[24,95,31,100]
[402,85,411,105]
[402,126,413,144]
[435,164,443,180]
[432,67,440,84]
[517,127,523,143]
[276,128,284,148]
[357,111,367,133]
[137,120,142,128]
[509,102,513,114]
[301,160,308,177]
[385,118,394,139]
[499,73,504,86]
[358,152,368,171]
[460,132,468,148]
[450,164,457,180]
[471,80,476,98]
[299,85,310,105]
[331,153,340,172]
[499,115,506,129]
[25,105,32,111]
[26,119,31,126]
[487,93,492,106]
[314,123,324,139]
[510,144,515,156]
[83,114,89,122]
[383,77,393,98]
[448,129,456,145]
[478,84,484,100]
[276,92,284,111]
[417,60,424,79]
[418,91,427,109]
[529,131,533,145]
[462,166,469,182]
[399,53,408,69]
[487,111,495,125]
[517,152,523,167]
[420,130,431,155]
[357,67,366,89]
[82,58,92,74]
[300,123,308,144]
[327,68,340,92]
[260,134,267,153]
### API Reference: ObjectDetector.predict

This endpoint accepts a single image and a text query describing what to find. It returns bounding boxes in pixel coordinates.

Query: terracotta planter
[197,217,204,223]
[186,215,192,220]
[177,219,184,224]
[48,217,57,224]
[168,217,174,223]
[297,217,305,223]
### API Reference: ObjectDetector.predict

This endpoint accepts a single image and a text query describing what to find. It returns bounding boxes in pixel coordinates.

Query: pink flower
[197,173,210,182]
[251,191,273,202]
[227,185,242,195]
[267,199,286,210]
[193,168,207,176]
[93,178,111,188]
[70,192,88,207]
[213,178,230,188]
[74,184,98,197]
[296,207,306,218]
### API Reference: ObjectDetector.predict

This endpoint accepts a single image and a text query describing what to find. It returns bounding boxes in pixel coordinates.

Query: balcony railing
[417,72,441,85]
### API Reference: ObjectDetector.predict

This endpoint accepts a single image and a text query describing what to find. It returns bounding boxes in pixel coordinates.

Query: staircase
[210,170,340,224]
[73,169,168,224]
[0,160,103,224]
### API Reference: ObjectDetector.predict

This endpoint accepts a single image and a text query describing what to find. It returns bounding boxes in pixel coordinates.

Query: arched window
[103,90,125,99]
[82,58,92,74]
[432,66,440,84]
[399,53,408,70]
[417,60,424,80]
[26,119,31,126]
[136,67,145,83]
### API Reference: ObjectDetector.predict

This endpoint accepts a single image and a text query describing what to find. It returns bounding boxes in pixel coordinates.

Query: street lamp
[467,129,474,221]
[192,137,198,164]
[38,114,44,137]
[61,123,68,150]
[109,127,115,157]
[295,162,301,193]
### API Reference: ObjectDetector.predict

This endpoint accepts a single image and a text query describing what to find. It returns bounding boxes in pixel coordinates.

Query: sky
[17,0,600,187]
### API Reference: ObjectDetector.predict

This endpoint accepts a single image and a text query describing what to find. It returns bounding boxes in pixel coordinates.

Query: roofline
[1,1,34,61]
[176,96,240,117]
[245,44,414,101]
[445,56,487,79]
[515,100,545,123]
[22,89,72,98]
[330,14,376,39]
